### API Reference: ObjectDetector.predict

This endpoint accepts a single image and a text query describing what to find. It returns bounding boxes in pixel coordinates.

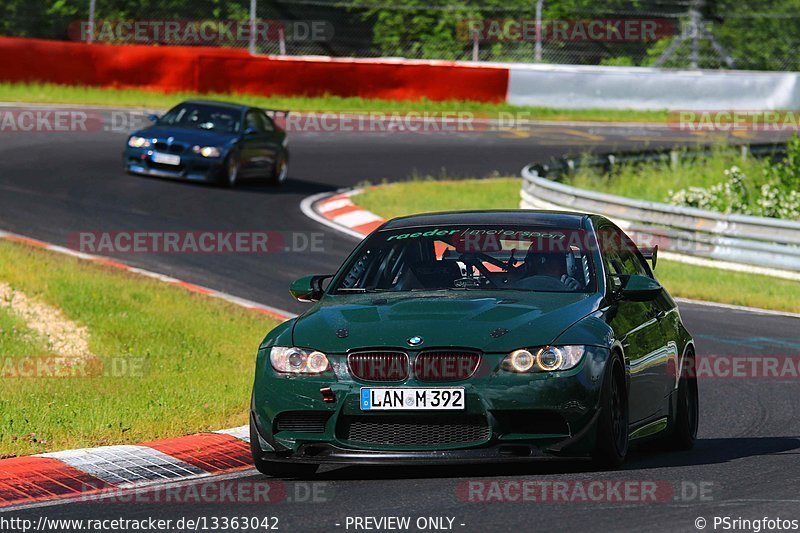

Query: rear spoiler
[640,245,658,270]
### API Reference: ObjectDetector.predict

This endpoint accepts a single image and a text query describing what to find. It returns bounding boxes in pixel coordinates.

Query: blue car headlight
[128,136,151,148]
[192,145,221,158]
[503,346,586,373]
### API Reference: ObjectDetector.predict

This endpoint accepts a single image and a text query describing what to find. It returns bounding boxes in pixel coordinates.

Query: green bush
[668,137,800,220]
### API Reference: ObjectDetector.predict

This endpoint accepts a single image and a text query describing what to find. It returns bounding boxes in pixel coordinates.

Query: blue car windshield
[332,225,597,294]
[157,104,240,134]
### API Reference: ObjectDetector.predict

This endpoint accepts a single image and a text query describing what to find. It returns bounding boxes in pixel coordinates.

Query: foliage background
[2,0,799,70]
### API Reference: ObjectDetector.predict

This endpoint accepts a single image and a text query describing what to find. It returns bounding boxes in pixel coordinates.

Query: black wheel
[249,418,318,478]
[593,354,629,468]
[267,150,288,186]
[223,151,240,188]
[665,351,699,450]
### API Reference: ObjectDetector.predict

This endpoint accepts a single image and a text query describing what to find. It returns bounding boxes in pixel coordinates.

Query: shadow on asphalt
[234,177,338,195]
[127,171,338,196]
[628,436,800,470]
[296,437,800,481]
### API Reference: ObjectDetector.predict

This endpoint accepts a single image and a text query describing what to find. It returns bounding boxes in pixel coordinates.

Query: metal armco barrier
[506,65,800,110]
[520,143,800,273]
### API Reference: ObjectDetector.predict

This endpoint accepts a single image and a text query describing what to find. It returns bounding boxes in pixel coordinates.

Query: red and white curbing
[0,230,294,509]
[301,189,386,240]
[0,428,253,509]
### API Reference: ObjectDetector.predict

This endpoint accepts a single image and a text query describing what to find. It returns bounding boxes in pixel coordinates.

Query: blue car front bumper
[123,148,225,182]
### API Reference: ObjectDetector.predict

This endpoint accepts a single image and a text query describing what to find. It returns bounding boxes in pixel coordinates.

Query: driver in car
[516,249,583,290]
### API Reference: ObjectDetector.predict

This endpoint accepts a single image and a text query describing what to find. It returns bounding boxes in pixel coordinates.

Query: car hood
[291,291,602,353]
[134,125,238,145]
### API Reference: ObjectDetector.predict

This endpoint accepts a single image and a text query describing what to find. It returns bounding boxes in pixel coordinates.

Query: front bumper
[251,347,610,464]
[255,440,596,466]
[123,148,224,182]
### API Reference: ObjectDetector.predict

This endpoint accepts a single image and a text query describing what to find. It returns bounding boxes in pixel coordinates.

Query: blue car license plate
[152,152,181,166]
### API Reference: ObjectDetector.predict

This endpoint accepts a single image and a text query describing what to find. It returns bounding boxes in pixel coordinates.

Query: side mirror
[290,275,332,302]
[147,114,160,122]
[621,275,663,302]
[244,127,259,136]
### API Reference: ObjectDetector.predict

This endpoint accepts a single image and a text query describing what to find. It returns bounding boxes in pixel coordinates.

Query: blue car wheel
[224,151,240,188]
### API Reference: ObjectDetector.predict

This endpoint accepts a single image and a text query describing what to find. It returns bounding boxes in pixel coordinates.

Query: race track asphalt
[1,106,798,532]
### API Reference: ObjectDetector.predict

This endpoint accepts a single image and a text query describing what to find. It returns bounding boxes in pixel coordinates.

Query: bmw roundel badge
[407,336,424,347]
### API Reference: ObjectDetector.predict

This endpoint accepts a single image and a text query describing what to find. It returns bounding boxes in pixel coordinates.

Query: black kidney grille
[337,415,490,446]
[274,411,331,433]
[414,351,481,381]
[347,351,409,381]
[153,141,186,153]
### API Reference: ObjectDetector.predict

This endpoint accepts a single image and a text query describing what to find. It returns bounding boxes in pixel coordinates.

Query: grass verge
[0,82,669,123]
[355,178,800,313]
[0,240,280,457]
[563,146,767,204]
[563,141,800,221]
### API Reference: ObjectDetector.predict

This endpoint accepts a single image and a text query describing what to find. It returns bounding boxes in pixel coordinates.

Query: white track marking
[332,209,383,228]
[214,426,250,443]
[317,197,353,213]
[39,445,206,486]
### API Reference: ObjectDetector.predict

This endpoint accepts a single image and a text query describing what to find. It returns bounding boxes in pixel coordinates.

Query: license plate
[152,152,181,165]
[360,388,465,411]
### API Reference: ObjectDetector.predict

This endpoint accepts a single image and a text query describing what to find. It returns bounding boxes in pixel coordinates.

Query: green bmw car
[250,211,698,476]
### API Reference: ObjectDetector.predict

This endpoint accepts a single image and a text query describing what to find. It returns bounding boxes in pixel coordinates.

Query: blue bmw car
[124,100,289,187]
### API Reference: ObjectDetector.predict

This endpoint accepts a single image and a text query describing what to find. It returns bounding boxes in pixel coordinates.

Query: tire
[592,354,629,468]
[665,351,699,450]
[267,150,289,186]
[249,418,318,478]
[223,151,240,188]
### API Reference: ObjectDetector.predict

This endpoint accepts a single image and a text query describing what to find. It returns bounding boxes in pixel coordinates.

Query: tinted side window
[259,111,276,132]
[245,111,266,132]
[598,224,650,291]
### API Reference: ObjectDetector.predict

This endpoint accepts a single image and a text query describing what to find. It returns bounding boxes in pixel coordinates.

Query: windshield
[331,225,596,294]
[157,104,240,134]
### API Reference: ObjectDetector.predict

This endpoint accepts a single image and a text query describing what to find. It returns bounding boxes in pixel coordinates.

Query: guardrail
[506,66,800,111]
[520,142,800,275]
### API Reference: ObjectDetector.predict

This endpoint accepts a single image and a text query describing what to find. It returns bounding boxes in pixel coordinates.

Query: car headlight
[270,346,330,374]
[502,346,585,373]
[507,349,536,372]
[128,136,151,148]
[192,145,221,158]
